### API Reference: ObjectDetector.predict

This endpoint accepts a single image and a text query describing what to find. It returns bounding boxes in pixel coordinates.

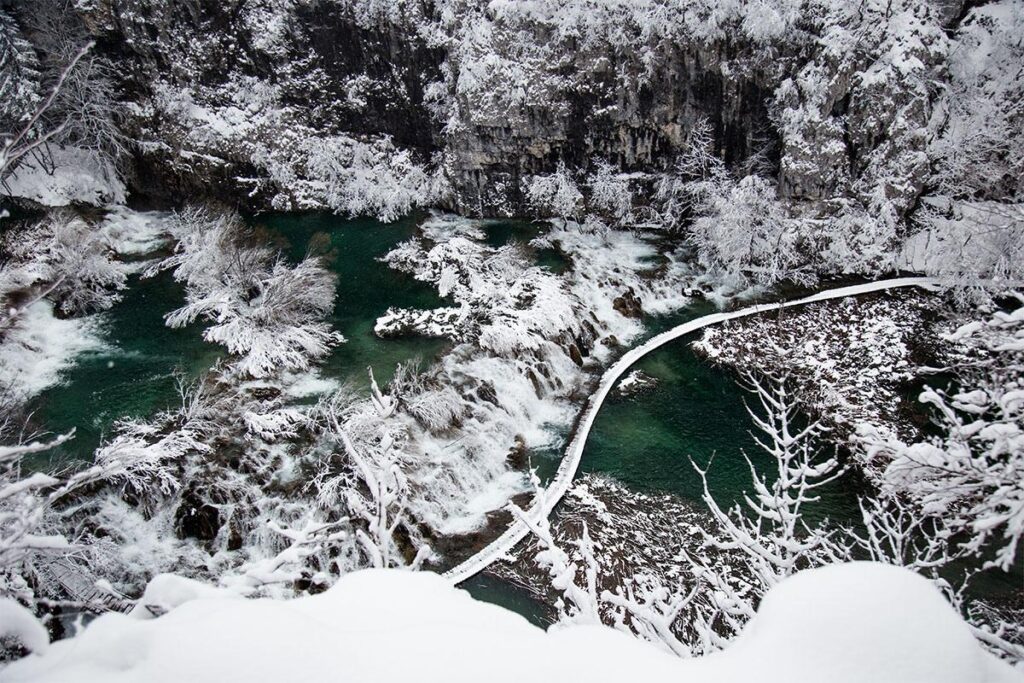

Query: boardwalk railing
[443,277,940,585]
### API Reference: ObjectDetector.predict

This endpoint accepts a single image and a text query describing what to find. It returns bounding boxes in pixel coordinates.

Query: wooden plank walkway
[443,277,940,585]
[34,558,134,613]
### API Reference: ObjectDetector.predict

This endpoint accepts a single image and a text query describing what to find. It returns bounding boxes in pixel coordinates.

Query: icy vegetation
[627,291,1024,662]
[0,206,699,620]
[0,0,1017,285]
[0,0,1021,284]
[150,207,344,378]
[697,291,940,438]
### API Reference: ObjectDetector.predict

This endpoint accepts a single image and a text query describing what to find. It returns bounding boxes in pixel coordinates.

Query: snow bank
[688,563,1020,682]
[898,200,1024,287]
[1,146,125,207]
[3,563,1018,683]
[0,600,49,655]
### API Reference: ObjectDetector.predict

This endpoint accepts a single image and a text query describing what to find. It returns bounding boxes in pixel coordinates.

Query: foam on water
[0,301,109,399]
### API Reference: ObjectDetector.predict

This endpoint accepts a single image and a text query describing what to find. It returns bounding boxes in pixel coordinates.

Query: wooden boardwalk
[34,558,134,613]
[442,277,939,585]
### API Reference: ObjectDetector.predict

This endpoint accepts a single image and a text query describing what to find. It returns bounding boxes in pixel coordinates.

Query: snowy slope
[2,563,1018,683]
[2,147,125,207]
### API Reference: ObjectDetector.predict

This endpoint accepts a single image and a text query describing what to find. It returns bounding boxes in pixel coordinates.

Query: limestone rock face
[443,36,784,216]
[12,0,954,222]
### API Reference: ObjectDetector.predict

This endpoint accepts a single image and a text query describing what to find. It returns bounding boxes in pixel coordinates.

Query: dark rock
[226,523,243,552]
[506,435,529,470]
[525,366,544,397]
[568,343,584,367]
[476,380,500,406]
[175,491,221,543]
[612,288,643,318]
[249,386,282,402]
[425,491,535,569]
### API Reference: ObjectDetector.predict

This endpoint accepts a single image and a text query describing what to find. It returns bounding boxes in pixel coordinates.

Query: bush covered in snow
[149,207,343,379]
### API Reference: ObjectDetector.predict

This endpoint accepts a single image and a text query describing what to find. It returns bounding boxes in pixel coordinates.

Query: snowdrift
[2,562,1019,683]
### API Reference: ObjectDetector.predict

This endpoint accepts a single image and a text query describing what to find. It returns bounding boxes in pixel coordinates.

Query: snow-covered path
[443,277,940,585]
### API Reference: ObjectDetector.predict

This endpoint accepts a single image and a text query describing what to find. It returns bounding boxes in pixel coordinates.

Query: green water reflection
[32,213,454,462]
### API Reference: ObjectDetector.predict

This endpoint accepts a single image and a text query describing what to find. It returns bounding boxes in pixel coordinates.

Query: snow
[0,599,49,655]
[0,300,107,399]
[898,200,1024,289]
[696,290,936,438]
[1,146,125,207]
[129,574,234,619]
[368,211,721,535]
[2,563,1017,683]
[279,370,340,399]
[687,563,1019,683]
[616,369,656,395]
[146,79,444,221]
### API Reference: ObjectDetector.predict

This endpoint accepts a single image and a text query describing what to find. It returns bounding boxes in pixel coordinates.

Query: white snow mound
[2,563,1019,683]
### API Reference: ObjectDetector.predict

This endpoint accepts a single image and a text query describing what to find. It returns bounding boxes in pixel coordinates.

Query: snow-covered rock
[616,369,657,396]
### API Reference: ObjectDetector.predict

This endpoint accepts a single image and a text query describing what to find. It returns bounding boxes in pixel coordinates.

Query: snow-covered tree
[692,368,847,586]
[0,412,142,616]
[653,118,723,232]
[927,2,1023,203]
[152,207,344,378]
[1,210,127,316]
[855,298,1024,572]
[666,364,851,652]
[0,10,41,132]
[910,201,1024,298]
[295,135,442,222]
[311,380,430,570]
[687,172,814,287]
[382,228,583,356]
[0,42,89,184]
[23,0,128,172]
[514,475,702,657]
[516,359,850,656]
[525,163,584,220]
[508,473,602,626]
[586,161,633,226]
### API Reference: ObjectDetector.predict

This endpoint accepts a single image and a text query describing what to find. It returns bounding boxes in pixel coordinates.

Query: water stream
[31,212,452,463]
[26,212,1011,629]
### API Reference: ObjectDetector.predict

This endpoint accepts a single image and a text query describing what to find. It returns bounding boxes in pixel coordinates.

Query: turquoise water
[31,213,453,462]
[581,332,865,526]
[461,573,555,628]
[252,213,452,388]
[29,212,1016,620]
[579,324,1022,605]
[30,212,567,464]
[479,219,569,274]
[32,269,219,464]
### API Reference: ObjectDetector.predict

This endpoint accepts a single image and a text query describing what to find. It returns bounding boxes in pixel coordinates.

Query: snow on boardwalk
[443,277,940,585]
